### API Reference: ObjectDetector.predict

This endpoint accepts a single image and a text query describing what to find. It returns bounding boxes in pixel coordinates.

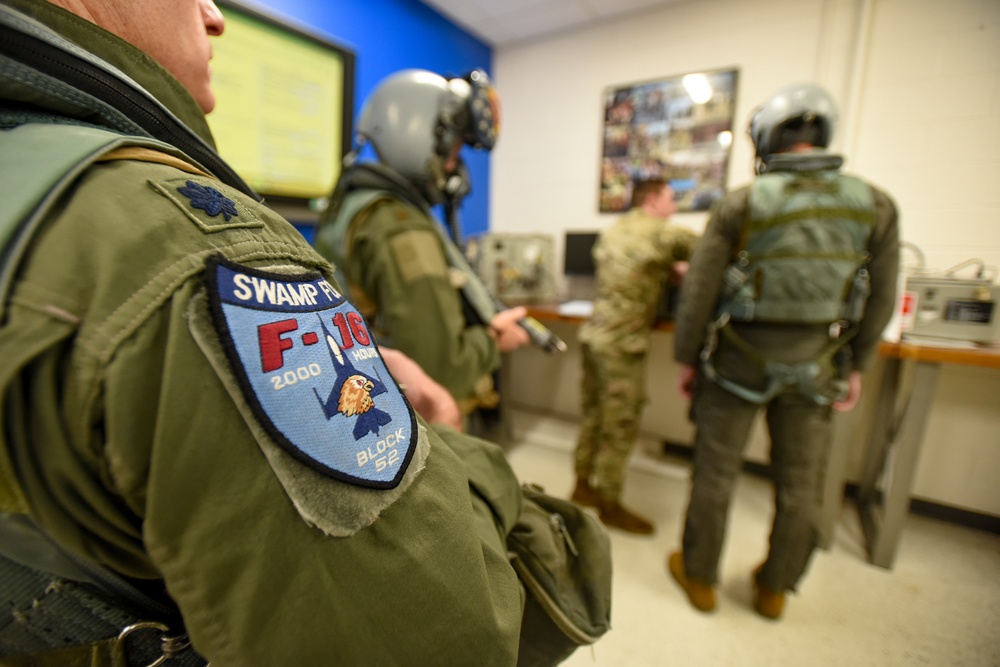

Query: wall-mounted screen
[208,1,354,204]
[599,68,738,214]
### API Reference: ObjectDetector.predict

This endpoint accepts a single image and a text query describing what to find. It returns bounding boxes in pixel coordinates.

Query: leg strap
[700,316,855,405]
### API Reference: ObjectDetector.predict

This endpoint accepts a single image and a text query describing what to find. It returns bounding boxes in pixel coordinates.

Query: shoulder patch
[206,256,417,489]
[150,177,264,232]
[388,229,449,283]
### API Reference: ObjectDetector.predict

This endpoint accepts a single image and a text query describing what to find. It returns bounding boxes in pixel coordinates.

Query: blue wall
[248,0,494,237]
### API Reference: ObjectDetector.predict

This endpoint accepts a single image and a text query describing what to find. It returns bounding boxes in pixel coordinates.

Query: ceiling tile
[586,0,680,18]
[421,0,682,47]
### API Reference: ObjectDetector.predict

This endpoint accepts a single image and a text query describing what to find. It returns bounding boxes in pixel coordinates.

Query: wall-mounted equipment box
[467,233,558,304]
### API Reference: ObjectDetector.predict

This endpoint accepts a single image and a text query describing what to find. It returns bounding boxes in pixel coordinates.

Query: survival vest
[314,182,398,344]
[720,167,876,324]
[701,158,877,405]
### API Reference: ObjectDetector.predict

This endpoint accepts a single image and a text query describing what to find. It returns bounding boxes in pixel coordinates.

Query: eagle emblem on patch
[207,256,416,489]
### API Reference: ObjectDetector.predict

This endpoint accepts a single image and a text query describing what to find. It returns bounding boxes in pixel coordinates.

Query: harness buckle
[117,621,192,667]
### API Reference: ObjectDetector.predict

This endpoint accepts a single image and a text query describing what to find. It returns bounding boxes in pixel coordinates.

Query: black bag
[507,484,613,667]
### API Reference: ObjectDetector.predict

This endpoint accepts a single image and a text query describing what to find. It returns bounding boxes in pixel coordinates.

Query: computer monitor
[564,232,600,276]
[562,232,599,301]
[562,230,677,319]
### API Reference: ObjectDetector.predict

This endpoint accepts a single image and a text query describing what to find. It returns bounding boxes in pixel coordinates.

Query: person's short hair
[630,179,667,209]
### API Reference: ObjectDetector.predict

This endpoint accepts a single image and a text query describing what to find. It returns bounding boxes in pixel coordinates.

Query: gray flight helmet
[748,82,839,162]
[355,68,500,199]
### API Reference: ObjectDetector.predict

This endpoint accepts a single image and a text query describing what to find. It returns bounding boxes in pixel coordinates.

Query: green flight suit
[0,2,524,664]
[576,208,698,500]
[316,180,501,411]
[673,156,900,592]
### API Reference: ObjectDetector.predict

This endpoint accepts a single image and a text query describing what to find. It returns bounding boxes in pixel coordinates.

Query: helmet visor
[462,69,500,150]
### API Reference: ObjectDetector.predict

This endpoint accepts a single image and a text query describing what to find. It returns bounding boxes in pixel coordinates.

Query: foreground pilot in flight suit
[0,1,589,664]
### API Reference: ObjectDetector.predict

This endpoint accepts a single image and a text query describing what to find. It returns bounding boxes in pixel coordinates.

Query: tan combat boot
[667,551,716,612]
[752,565,786,620]
[569,476,600,508]
[597,499,655,535]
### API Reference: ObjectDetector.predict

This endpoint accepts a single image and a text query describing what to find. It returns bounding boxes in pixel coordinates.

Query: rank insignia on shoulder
[207,256,417,489]
[177,180,239,220]
[151,177,262,233]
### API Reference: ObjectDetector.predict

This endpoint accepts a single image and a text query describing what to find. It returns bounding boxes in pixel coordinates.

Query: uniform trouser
[574,344,646,501]
[681,378,834,593]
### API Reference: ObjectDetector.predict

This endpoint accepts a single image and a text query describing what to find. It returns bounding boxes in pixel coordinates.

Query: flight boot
[667,551,716,612]
[752,564,786,620]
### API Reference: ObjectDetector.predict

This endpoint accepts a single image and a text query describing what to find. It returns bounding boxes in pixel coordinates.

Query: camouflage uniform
[576,208,697,501]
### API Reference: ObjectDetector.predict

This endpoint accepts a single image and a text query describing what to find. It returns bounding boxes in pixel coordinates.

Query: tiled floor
[502,409,1000,667]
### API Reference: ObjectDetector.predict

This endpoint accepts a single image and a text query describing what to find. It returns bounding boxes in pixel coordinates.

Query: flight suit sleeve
[849,187,901,369]
[674,189,749,364]
[349,200,501,401]
[111,292,522,666]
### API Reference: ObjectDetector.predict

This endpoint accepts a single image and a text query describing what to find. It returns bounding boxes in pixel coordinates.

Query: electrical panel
[902,275,1000,343]
[466,233,558,304]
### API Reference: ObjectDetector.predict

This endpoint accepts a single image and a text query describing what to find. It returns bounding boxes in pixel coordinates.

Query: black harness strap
[0,515,206,666]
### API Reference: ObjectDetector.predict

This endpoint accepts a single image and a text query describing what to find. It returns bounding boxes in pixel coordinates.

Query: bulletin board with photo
[599,68,739,213]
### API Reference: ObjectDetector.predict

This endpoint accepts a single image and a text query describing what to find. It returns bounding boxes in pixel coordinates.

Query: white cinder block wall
[492,0,1000,516]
